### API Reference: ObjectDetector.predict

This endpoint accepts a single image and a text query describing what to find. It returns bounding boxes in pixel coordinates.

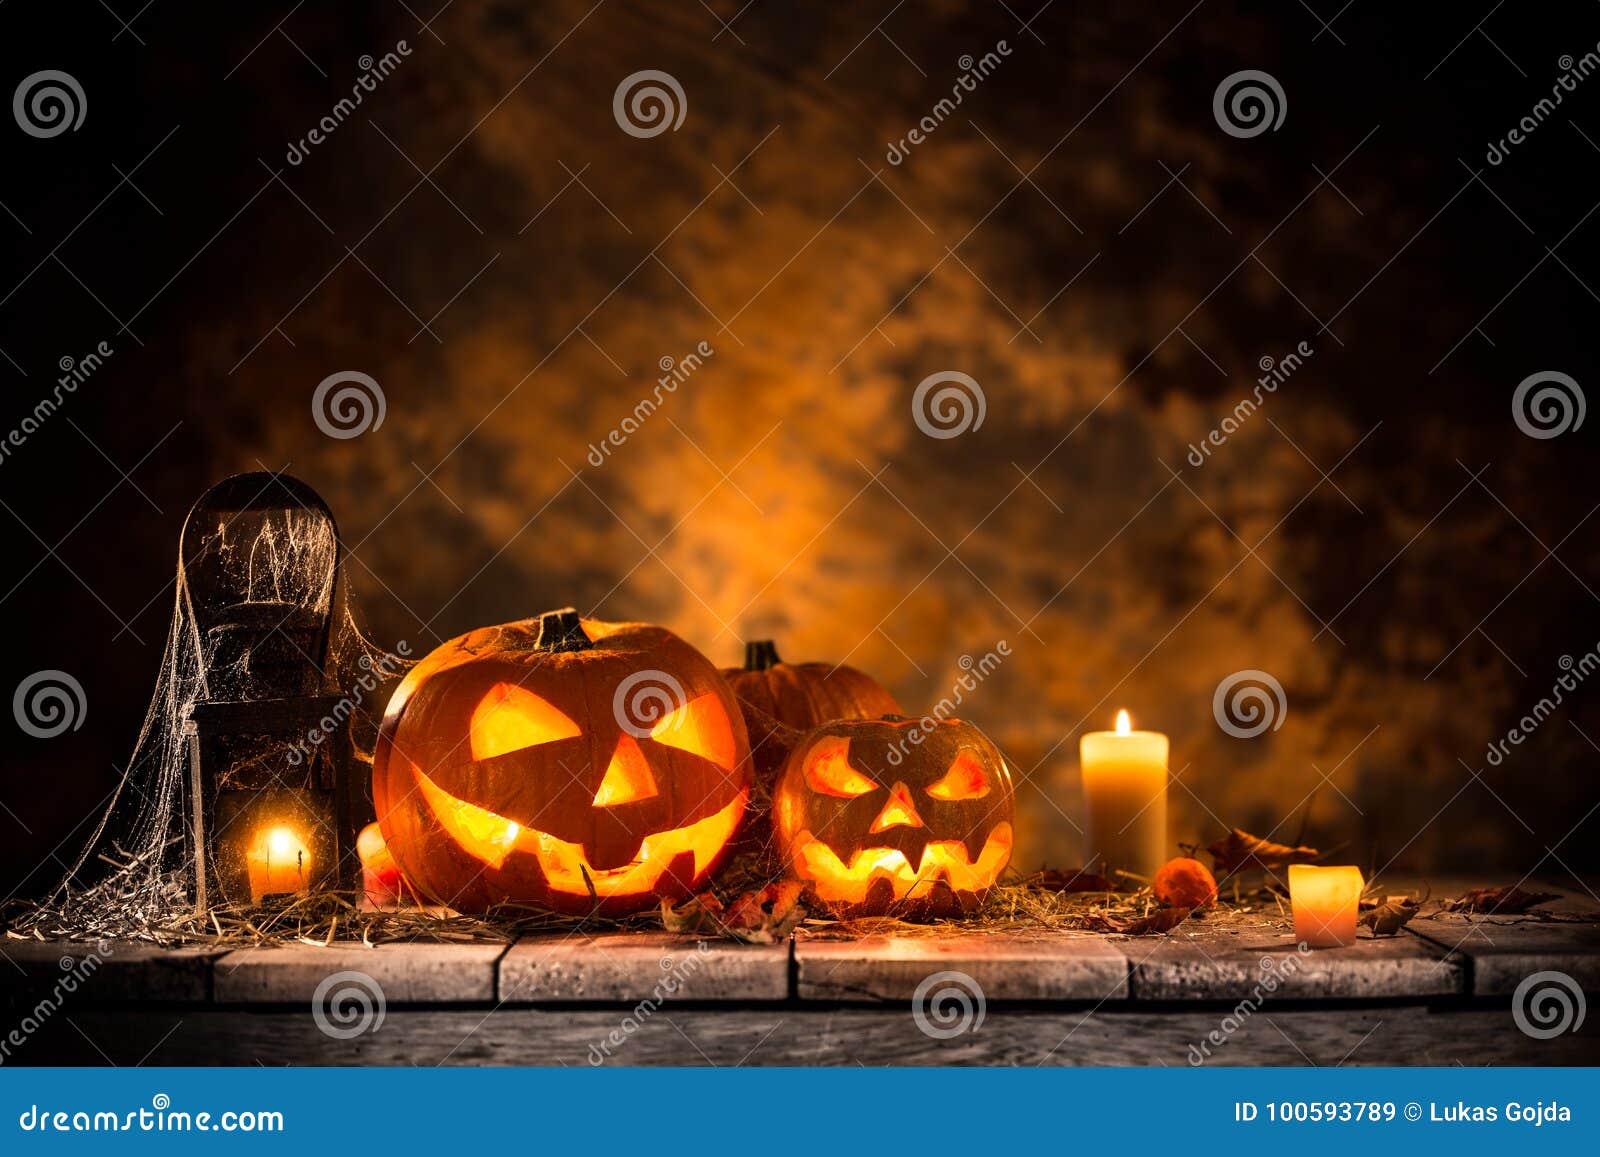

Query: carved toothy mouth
[414,768,745,899]
[792,822,1014,905]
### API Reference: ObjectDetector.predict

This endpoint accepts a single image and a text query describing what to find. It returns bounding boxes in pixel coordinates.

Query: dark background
[3,1,1598,902]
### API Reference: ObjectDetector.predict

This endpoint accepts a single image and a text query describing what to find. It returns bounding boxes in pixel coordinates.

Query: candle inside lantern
[246,825,311,903]
[1289,864,1364,947]
[357,821,404,908]
[1080,709,1169,880]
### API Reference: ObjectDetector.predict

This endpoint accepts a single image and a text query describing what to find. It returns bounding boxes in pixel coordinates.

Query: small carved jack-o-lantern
[723,640,901,732]
[373,609,750,916]
[773,715,1015,919]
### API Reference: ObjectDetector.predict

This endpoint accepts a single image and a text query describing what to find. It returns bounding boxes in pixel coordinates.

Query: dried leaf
[1083,906,1194,935]
[1445,886,1559,915]
[660,882,806,944]
[660,893,726,936]
[1207,828,1319,876]
[1031,867,1119,894]
[720,881,807,944]
[1359,890,1427,937]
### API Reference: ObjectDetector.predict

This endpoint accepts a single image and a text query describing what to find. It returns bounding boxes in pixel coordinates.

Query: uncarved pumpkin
[723,640,901,731]
[773,715,1015,919]
[373,609,750,916]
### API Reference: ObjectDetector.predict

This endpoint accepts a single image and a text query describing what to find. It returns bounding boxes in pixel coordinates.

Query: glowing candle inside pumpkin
[1080,709,1168,880]
[1289,864,1364,947]
[246,825,311,903]
[357,822,404,907]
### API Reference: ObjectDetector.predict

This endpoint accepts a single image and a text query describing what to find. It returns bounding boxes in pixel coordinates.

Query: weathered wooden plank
[212,943,508,1004]
[1124,911,1463,1000]
[1376,876,1600,998]
[498,931,789,1003]
[14,1005,1598,1066]
[0,940,222,1003]
[795,932,1128,1001]
[1404,882,1600,995]
[5,874,1595,1013]
[1408,915,1593,998]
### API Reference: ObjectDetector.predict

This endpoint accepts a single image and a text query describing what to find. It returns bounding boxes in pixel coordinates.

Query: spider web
[16,485,410,940]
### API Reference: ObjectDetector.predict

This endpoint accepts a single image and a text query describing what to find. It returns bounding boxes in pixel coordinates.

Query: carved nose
[593,735,659,806]
[869,781,924,832]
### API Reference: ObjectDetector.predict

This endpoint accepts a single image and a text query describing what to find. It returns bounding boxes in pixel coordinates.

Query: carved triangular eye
[803,737,877,798]
[649,693,736,770]
[925,752,990,800]
[470,683,581,760]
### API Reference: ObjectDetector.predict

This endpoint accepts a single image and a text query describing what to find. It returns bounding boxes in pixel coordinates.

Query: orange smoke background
[3,1,1597,891]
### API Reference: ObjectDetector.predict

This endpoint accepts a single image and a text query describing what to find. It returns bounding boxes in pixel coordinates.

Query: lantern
[372,608,750,916]
[723,639,901,731]
[180,472,359,909]
[773,715,1015,919]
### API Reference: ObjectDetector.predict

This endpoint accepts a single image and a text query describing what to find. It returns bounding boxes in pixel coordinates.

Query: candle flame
[266,827,296,858]
[1114,709,1131,735]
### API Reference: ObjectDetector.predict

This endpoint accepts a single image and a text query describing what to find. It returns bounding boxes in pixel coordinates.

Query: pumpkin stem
[535,607,592,653]
[744,640,783,670]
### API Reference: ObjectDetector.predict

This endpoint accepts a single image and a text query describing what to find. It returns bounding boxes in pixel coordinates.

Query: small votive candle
[1080,709,1169,880]
[1289,864,1364,947]
[357,822,404,907]
[246,825,311,903]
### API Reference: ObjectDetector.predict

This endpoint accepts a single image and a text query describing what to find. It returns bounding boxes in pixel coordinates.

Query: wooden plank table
[4,879,1598,1066]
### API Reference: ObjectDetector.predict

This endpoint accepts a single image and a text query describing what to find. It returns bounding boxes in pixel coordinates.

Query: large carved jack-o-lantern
[373,609,750,916]
[774,715,1015,919]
